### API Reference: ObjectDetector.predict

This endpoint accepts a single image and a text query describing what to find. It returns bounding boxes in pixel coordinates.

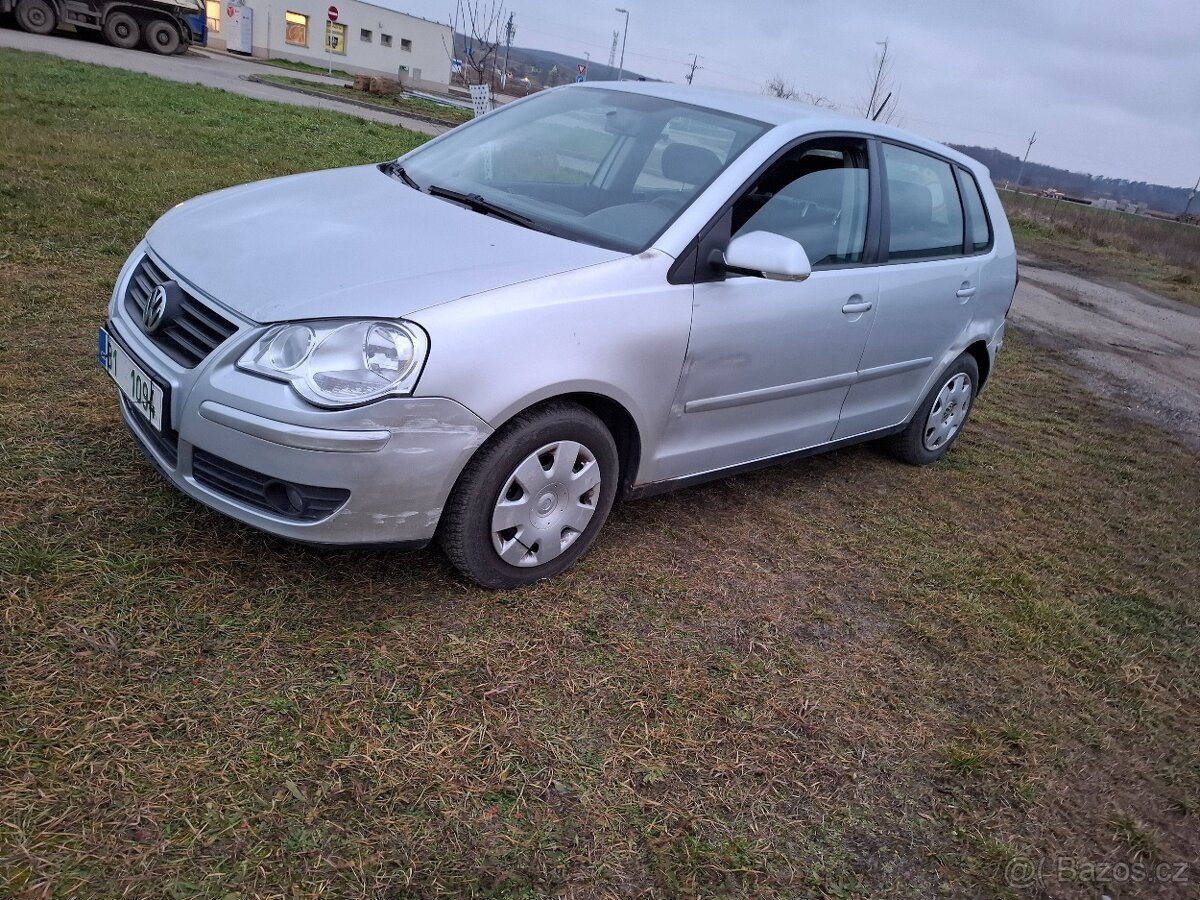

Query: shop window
[285,11,308,46]
[325,21,346,54]
[380,33,392,47]
[205,0,220,32]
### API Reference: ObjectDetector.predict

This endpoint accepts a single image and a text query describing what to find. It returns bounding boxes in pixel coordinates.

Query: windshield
[397,87,769,253]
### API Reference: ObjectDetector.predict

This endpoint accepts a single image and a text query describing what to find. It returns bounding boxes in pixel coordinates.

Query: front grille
[191,449,350,522]
[122,397,179,468]
[123,254,238,368]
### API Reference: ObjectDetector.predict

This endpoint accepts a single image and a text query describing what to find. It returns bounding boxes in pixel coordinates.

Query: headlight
[239,320,429,407]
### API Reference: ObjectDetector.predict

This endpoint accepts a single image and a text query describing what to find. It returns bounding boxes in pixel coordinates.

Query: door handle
[841,300,873,314]
[956,284,977,299]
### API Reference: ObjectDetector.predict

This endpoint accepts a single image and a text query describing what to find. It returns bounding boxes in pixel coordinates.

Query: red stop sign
[326,5,338,21]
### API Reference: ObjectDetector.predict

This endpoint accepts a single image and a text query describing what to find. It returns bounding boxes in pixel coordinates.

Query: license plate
[99,328,164,431]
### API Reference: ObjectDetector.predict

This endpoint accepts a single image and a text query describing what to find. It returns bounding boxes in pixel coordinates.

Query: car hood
[145,165,623,323]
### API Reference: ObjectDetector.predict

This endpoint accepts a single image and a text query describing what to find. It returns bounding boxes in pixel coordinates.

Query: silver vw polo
[100,82,1016,587]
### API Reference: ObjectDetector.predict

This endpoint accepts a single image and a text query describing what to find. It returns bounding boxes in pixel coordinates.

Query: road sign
[577,63,586,75]
[575,75,585,83]
[326,4,338,21]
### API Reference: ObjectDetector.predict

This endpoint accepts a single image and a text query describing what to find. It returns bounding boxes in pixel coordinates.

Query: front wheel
[885,353,979,465]
[440,403,619,588]
[15,0,57,34]
[143,18,181,54]
[102,10,140,49]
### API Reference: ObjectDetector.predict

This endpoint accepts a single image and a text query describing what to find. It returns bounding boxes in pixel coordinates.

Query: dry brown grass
[2,51,1199,899]
[1002,189,1200,305]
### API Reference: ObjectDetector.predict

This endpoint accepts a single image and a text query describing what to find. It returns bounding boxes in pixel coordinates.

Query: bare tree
[859,38,899,123]
[763,75,836,110]
[445,0,506,87]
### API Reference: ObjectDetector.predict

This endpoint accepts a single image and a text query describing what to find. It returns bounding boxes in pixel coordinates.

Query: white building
[205,0,452,92]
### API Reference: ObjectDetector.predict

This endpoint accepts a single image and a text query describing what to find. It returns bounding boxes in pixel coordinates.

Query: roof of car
[574,80,986,176]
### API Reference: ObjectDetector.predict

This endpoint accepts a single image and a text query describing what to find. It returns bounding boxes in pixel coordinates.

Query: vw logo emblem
[144,284,169,333]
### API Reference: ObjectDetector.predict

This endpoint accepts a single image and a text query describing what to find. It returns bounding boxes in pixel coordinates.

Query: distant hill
[452,36,654,88]
[950,144,1190,214]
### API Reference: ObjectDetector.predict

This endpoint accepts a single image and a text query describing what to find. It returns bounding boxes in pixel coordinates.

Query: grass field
[2,50,1199,899]
[259,58,354,81]
[256,73,474,125]
[1000,190,1200,306]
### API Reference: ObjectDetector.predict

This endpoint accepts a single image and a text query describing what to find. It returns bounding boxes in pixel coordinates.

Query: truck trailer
[4,0,205,54]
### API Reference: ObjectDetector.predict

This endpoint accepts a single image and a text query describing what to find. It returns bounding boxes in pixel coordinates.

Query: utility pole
[1182,173,1199,220]
[607,29,618,68]
[1013,130,1037,191]
[685,53,701,85]
[614,7,629,82]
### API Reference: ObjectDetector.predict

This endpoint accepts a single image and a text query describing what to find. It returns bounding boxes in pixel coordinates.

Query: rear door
[834,142,979,439]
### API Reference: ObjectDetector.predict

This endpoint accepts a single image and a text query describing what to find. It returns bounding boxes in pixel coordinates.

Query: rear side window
[883,143,964,261]
[955,168,992,252]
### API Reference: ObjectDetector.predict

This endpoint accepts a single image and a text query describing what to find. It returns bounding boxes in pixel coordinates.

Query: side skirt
[626,422,906,501]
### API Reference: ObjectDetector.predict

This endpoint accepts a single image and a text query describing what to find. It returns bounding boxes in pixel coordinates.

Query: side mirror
[716,230,812,282]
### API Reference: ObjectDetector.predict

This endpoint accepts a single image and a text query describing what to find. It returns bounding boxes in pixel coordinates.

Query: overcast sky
[382,0,1200,189]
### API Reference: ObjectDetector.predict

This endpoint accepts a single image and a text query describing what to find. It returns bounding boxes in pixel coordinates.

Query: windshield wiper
[381,161,421,191]
[426,184,550,233]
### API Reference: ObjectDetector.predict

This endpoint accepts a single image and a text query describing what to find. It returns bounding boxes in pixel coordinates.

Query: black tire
[440,402,619,588]
[143,18,180,54]
[102,10,140,49]
[886,353,980,466]
[15,0,57,35]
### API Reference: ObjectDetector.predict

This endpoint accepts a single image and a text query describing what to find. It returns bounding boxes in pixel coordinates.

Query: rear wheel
[143,18,180,54]
[885,353,979,465]
[102,10,140,49]
[440,403,619,588]
[15,0,57,35]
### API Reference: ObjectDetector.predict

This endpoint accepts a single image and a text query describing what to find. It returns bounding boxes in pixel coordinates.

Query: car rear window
[955,168,993,253]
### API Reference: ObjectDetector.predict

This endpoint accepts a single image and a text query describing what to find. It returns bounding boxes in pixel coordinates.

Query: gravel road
[1011,262,1200,449]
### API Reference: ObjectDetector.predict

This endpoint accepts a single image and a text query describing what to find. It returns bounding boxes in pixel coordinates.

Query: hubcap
[922,373,973,451]
[491,440,602,568]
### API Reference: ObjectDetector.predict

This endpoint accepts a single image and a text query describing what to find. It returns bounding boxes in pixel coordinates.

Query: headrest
[890,181,934,227]
[661,143,723,187]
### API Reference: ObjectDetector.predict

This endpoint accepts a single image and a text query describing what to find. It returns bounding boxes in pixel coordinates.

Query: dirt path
[1009,260,1200,450]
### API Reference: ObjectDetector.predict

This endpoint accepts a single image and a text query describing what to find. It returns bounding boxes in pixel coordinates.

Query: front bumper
[118,386,490,547]
[106,247,492,547]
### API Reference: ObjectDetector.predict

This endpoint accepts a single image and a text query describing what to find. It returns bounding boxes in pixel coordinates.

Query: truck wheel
[102,11,140,49]
[15,0,57,34]
[144,18,181,54]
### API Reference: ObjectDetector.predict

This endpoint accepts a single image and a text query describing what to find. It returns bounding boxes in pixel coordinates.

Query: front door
[653,137,880,481]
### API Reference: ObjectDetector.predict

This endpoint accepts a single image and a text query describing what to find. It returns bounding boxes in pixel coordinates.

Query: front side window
[731,140,870,267]
[883,143,964,261]
[398,87,769,252]
[285,11,307,46]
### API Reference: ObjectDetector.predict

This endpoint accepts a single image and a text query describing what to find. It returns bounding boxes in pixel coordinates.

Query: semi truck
[3,0,206,54]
